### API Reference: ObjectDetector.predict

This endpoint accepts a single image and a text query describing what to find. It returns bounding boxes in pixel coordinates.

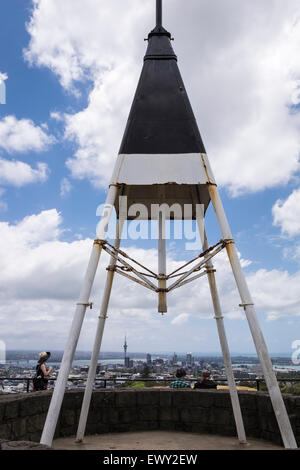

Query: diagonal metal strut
[97,239,228,293]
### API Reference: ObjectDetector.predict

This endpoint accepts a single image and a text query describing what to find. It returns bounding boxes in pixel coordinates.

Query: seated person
[194,370,217,389]
[170,368,191,388]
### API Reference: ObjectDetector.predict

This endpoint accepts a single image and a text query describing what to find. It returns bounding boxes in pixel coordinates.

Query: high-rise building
[124,357,130,368]
[186,353,192,366]
[146,353,152,365]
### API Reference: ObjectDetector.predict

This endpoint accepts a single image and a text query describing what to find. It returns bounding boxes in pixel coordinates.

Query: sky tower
[123,335,128,367]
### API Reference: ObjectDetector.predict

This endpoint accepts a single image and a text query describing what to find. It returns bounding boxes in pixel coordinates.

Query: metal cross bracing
[99,238,228,298]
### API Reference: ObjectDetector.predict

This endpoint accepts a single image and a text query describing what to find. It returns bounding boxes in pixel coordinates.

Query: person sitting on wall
[193,370,217,389]
[169,368,191,388]
[33,352,52,391]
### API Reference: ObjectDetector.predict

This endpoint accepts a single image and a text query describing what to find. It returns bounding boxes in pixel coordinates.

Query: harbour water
[4,358,146,367]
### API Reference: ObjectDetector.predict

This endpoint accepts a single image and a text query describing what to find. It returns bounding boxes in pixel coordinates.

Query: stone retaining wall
[0,389,299,447]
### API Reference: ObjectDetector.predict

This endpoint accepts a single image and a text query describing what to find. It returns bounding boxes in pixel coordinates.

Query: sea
[4,358,146,368]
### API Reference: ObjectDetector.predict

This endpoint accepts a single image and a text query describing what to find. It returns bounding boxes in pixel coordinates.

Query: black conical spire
[119,0,206,156]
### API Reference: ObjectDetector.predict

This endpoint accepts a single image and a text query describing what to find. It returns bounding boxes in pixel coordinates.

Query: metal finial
[156,0,162,27]
[147,0,171,40]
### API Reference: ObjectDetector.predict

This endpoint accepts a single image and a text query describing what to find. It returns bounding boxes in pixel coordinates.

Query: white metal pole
[76,219,124,442]
[158,211,167,313]
[208,183,297,449]
[197,216,247,444]
[40,184,119,448]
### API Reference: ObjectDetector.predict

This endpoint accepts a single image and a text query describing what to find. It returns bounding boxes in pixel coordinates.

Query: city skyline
[3,348,297,357]
[0,0,300,354]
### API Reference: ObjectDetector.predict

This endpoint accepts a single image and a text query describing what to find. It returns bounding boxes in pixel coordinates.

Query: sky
[0,0,300,355]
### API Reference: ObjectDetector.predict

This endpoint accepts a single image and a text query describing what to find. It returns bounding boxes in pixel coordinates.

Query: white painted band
[111,153,215,185]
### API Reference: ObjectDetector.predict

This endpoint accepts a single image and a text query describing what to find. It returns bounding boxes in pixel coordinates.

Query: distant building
[154,357,164,365]
[251,364,264,376]
[186,353,193,366]
[232,368,250,379]
[125,357,130,368]
[146,354,152,365]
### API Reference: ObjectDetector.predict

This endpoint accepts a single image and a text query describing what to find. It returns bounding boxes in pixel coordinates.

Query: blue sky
[0,0,300,355]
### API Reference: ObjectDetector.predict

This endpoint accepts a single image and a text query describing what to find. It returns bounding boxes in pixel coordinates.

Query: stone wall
[0,389,299,447]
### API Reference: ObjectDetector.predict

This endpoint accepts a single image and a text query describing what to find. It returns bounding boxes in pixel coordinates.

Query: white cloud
[0,209,299,350]
[272,188,300,236]
[0,115,54,154]
[25,0,150,90]
[0,188,7,211]
[50,111,64,122]
[0,158,49,186]
[0,116,52,187]
[60,177,72,197]
[64,64,140,187]
[171,314,190,326]
[25,0,150,187]
[0,210,89,302]
[167,0,300,196]
[24,0,300,194]
[0,72,8,82]
[247,268,300,321]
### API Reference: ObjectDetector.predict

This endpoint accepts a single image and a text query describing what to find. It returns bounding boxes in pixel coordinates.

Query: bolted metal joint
[76,302,93,310]
[94,239,106,247]
[121,266,133,272]
[98,314,108,320]
[239,303,254,309]
[223,238,235,246]
[106,266,116,272]
[206,268,216,274]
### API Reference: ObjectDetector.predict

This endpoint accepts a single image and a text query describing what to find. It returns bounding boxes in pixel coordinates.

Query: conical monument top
[114,0,211,219]
[118,0,206,158]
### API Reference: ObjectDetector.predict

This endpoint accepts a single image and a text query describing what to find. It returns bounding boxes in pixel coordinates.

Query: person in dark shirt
[193,370,217,389]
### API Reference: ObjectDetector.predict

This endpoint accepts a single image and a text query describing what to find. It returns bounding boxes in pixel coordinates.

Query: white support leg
[208,184,297,449]
[158,211,167,313]
[40,184,119,448]
[76,219,124,443]
[197,216,247,444]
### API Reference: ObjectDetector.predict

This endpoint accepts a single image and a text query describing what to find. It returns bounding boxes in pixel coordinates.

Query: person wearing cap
[193,370,217,389]
[169,368,191,388]
[33,352,52,391]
